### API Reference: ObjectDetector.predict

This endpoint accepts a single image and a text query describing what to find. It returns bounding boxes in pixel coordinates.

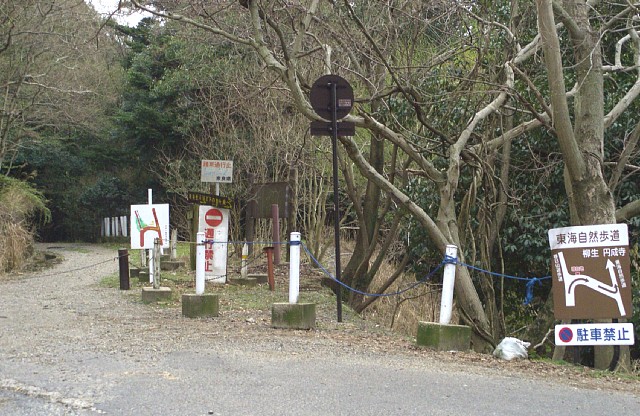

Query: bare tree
[0,0,122,174]
[534,0,639,370]
[129,0,640,354]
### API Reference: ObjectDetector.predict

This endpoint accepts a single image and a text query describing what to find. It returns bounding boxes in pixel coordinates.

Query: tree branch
[616,199,640,222]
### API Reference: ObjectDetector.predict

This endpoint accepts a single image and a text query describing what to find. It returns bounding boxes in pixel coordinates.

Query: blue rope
[448,257,551,305]
[524,278,543,305]
[194,238,551,304]
[203,240,290,245]
[300,242,445,298]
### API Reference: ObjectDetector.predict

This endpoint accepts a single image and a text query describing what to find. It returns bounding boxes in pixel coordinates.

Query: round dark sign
[310,75,354,120]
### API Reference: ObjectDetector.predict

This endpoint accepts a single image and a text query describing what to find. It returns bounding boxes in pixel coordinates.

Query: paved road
[0,244,638,415]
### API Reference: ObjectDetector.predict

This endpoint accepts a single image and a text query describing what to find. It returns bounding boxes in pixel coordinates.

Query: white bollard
[171,229,178,260]
[241,243,248,279]
[121,216,128,237]
[195,232,205,295]
[289,232,301,304]
[439,244,458,325]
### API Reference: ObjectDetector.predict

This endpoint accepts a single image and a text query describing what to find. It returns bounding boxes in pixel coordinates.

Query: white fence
[101,216,128,238]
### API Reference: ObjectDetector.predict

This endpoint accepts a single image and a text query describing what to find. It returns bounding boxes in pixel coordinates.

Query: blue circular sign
[559,327,573,343]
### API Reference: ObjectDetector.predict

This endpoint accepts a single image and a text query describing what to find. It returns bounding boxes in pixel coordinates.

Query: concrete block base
[161,261,185,271]
[129,267,141,278]
[416,322,471,351]
[141,287,172,303]
[228,277,257,287]
[138,270,150,283]
[182,293,219,318]
[247,273,268,284]
[271,303,316,330]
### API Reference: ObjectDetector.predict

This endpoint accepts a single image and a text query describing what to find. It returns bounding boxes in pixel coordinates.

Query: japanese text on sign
[555,323,635,346]
[201,159,233,183]
[548,224,632,320]
[550,224,628,249]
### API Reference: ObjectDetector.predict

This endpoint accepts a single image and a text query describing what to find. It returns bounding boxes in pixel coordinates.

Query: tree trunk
[536,0,630,371]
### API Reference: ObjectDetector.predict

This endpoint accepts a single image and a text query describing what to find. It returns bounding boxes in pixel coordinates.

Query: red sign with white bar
[198,205,229,284]
[204,208,223,227]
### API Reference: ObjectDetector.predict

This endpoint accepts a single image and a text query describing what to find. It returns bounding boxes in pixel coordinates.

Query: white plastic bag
[492,337,530,360]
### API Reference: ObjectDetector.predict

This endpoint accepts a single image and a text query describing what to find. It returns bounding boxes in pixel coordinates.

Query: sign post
[309,74,355,323]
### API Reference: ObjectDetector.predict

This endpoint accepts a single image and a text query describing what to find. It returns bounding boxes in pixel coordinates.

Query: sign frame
[130,204,170,250]
[548,224,632,320]
[201,159,233,183]
[555,323,635,346]
[198,205,229,284]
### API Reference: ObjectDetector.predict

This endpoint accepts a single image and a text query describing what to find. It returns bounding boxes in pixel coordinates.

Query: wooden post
[118,248,130,290]
[264,247,275,291]
[153,238,161,289]
[271,204,281,265]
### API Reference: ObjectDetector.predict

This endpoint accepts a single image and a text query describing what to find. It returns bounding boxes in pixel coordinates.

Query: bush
[0,176,50,272]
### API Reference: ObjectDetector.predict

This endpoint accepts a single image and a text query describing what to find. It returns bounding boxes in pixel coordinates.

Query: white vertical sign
[198,205,229,283]
[201,160,233,183]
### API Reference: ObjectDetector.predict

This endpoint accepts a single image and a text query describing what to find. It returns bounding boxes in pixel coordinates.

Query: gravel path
[1,243,639,415]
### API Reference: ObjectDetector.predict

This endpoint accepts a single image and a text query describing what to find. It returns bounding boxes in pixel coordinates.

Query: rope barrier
[30,241,551,305]
[443,256,551,305]
[24,254,126,279]
[300,241,445,298]
[170,239,553,304]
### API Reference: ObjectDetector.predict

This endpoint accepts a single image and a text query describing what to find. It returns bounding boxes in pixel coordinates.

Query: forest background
[1,0,639,368]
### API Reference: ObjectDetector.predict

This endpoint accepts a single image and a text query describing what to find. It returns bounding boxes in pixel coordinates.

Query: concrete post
[289,232,301,304]
[153,238,161,290]
[439,245,457,325]
[196,232,205,295]
[149,246,155,284]
[241,243,248,278]
[170,229,178,260]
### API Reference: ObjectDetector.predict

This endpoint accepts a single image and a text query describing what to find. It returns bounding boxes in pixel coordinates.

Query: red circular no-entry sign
[204,208,223,227]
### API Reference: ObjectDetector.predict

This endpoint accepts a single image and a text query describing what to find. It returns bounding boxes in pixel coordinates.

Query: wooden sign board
[187,191,233,209]
[548,224,632,319]
[247,182,290,219]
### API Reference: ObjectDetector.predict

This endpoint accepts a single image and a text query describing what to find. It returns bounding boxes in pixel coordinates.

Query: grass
[99,247,340,313]
[98,243,640,378]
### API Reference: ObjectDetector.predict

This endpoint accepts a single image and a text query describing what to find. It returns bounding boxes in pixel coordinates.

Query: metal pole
[196,232,205,295]
[331,81,343,322]
[118,248,130,290]
[147,188,152,279]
